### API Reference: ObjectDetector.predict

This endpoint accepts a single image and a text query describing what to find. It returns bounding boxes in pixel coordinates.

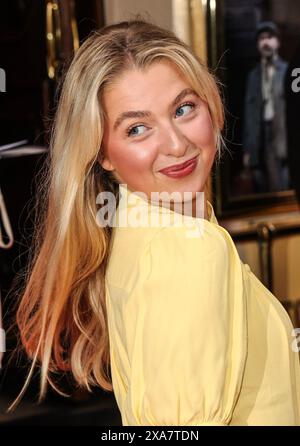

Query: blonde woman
[13,20,300,425]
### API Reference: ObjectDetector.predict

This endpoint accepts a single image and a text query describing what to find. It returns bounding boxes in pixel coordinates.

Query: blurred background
[0,0,300,425]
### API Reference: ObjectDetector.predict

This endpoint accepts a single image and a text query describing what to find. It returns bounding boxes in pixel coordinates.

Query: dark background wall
[0,0,120,425]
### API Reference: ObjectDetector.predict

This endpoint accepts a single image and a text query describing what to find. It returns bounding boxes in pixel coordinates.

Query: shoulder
[141,220,236,301]
[147,218,228,262]
[277,57,288,68]
[107,218,232,292]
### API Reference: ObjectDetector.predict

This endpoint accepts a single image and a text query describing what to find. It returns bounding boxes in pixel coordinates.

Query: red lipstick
[158,155,199,178]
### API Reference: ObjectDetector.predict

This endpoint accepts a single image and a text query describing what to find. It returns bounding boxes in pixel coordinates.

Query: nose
[158,121,190,157]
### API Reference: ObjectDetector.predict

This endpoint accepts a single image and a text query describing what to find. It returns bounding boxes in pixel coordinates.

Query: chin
[188,179,207,195]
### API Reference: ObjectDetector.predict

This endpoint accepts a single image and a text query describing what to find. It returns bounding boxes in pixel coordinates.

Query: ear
[100,157,115,171]
[98,150,115,172]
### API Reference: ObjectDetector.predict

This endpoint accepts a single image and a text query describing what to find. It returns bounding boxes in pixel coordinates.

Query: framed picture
[206,0,300,217]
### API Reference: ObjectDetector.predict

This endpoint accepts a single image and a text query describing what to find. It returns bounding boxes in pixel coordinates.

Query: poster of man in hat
[243,21,290,193]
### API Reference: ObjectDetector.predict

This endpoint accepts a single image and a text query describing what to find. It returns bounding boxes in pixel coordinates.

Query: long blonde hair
[12,19,224,408]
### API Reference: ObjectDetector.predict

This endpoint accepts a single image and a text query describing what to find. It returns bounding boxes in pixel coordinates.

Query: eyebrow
[113,88,198,131]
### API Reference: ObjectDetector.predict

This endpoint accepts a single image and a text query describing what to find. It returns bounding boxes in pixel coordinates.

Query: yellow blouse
[105,184,300,426]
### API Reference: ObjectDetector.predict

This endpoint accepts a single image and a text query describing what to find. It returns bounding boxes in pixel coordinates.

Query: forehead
[102,61,194,113]
[258,31,276,40]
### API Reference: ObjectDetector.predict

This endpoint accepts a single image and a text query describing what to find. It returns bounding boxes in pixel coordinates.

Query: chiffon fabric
[104,184,300,426]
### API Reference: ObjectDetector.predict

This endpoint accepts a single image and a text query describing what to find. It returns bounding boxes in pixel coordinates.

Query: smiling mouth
[158,155,199,173]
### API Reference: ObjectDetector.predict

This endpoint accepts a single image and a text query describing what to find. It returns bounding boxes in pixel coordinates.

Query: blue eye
[127,124,147,137]
[175,103,195,118]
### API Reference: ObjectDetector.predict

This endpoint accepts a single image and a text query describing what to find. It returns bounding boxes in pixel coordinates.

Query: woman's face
[100,60,217,205]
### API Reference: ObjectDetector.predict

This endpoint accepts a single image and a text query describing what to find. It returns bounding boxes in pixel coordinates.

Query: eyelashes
[126,124,147,137]
[126,101,196,137]
[175,102,196,117]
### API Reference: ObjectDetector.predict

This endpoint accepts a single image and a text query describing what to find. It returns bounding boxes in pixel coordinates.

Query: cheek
[186,109,216,151]
[104,135,156,174]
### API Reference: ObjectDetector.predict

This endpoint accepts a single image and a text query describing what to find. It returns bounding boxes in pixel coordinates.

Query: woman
[13,20,300,425]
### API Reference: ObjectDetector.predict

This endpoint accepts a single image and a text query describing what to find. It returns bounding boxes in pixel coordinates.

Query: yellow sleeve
[124,221,247,426]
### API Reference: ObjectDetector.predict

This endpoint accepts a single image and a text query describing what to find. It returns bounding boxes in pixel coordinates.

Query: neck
[192,193,208,220]
[133,188,208,221]
[262,52,278,65]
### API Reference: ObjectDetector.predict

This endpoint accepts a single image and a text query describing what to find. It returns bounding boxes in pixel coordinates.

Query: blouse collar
[117,183,219,226]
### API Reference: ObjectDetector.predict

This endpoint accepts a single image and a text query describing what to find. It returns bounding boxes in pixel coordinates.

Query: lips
[159,155,199,173]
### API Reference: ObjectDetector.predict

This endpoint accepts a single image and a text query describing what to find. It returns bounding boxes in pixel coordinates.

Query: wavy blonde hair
[12,19,224,409]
